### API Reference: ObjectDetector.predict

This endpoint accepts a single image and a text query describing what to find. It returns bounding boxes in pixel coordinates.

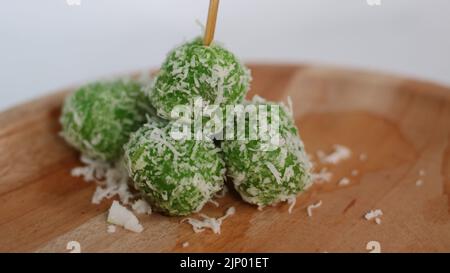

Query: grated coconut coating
[60,80,152,162]
[150,38,251,119]
[124,121,226,216]
[221,98,312,207]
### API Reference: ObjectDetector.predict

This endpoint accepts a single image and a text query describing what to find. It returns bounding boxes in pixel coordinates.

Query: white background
[1,0,450,111]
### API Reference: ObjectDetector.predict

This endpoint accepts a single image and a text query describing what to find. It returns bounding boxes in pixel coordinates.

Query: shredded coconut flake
[107,201,143,233]
[70,155,108,182]
[132,199,152,215]
[419,169,426,176]
[364,209,383,221]
[208,199,220,207]
[182,242,190,248]
[416,179,424,187]
[375,218,382,225]
[287,196,297,214]
[312,168,332,184]
[265,162,282,184]
[307,200,322,217]
[107,225,116,233]
[182,206,235,235]
[286,96,294,117]
[91,166,133,205]
[317,145,351,165]
[338,177,351,186]
[71,156,135,205]
[214,185,228,198]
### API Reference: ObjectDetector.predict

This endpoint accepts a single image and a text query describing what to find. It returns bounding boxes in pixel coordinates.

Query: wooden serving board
[1,64,450,253]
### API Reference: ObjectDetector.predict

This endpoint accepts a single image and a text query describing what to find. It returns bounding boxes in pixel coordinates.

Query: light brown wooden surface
[1,64,450,253]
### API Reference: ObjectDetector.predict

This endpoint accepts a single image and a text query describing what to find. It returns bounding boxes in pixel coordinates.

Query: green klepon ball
[123,121,225,216]
[221,97,312,208]
[60,79,153,162]
[150,38,252,119]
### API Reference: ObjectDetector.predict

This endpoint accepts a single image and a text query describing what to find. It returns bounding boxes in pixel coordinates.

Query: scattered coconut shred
[287,196,297,214]
[338,177,350,187]
[71,156,240,236]
[214,185,229,198]
[265,162,282,184]
[312,168,332,184]
[71,156,144,233]
[416,169,426,187]
[132,199,152,215]
[71,156,134,205]
[364,209,383,225]
[107,200,143,233]
[317,145,351,165]
[208,199,220,207]
[182,207,236,235]
[419,169,426,176]
[307,200,322,217]
[107,225,116,234]
[207,185,229,207]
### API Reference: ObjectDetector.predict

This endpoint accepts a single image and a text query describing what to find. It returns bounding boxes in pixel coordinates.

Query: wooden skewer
[203,0,220,46]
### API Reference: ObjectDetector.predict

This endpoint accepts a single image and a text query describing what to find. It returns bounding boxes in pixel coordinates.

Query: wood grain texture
[1,64,450,253]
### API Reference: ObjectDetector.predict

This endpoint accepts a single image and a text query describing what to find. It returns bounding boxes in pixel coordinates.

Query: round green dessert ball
[60,79,152,162]
[124,121,225,216]
[150,38,252,119]
[221,98,312,208]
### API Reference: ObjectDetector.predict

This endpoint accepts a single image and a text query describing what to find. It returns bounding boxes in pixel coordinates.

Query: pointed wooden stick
[203,0,220,46]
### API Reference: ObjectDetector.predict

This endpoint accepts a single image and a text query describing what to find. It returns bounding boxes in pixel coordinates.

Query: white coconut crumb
[359,153,368,161]
[71,166,91,180]
[107,225,116,233]
[419,169,426,176]
[107,200,143,233]
[214,185,228,198]
[364,209,383,221]
[307,200,322,217]
[208,199,220,207]
[182,242,190,248]
[71,156,143,233]
[71,156,135,205]
[265,162,282,184]
[286,96,294,117]
[70,155,109,182]
[338,177,351,186]
[132,199,152,215]
[317,145,351,165]
[287,196,297,214]
[375,218,382,225]
[182,206,235,235]
[351,169,359,176]
[312,168,332,184]
[91,165,134,205]
[416,179,424,187]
